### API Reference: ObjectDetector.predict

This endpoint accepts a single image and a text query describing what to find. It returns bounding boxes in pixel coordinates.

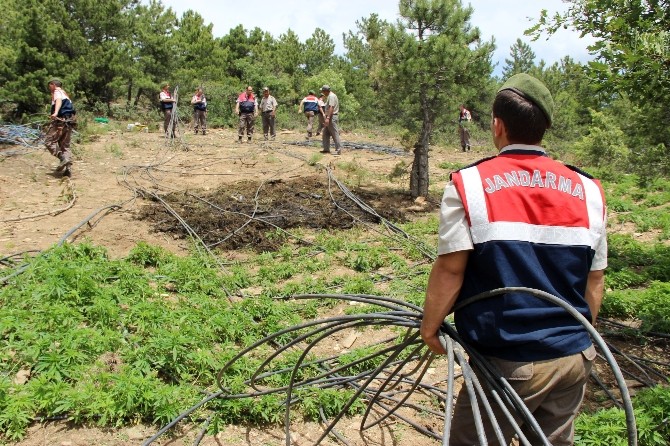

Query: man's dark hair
[492,89,548,144]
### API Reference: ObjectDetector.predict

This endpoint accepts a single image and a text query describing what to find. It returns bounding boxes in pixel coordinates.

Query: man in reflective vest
[421,74,607,445]
[235,86,258,143]
[159,82,176,138]
[298,89,321,140]
[191,87,207,135]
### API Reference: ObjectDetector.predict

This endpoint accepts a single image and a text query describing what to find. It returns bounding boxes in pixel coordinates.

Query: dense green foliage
[2,0,669,182]
[531,0,670,179]
[371,0,495,196]
[0,242,324,439]
[502,38,537,81]
[575,386,670,446]
[0,222,430,440]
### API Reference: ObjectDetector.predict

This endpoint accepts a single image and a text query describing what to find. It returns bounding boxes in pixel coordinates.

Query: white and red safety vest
[450,147,606,361]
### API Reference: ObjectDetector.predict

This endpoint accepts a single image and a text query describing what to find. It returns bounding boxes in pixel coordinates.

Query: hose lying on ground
[144,289,639,446]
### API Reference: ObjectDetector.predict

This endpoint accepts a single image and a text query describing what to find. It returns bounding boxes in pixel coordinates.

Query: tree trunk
[126,81,133,105]
[410,106,432,198]
[133,88,143,107]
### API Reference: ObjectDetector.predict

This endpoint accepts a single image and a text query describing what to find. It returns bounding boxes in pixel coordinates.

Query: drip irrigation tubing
[284,140,407,156]
[0,123,44,148]
[0,202,127,285]
[145,289,641,446]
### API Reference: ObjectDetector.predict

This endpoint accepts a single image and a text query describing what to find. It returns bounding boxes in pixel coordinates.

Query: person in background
[320,85,342,155]
[45,78,76,177]
[235,86,258,143]
[191,87,207,135]
[421,74,607,445]
[316,93,326,136]
[298,89,320,140]
[458,104,472,151]
[159,82,176,138]
[259,87,278,141]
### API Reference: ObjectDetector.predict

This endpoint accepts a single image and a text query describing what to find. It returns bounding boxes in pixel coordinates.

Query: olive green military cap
[498,73,554,127]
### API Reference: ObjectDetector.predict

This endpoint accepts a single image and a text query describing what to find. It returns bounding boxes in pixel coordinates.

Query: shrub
[573,109,629,175]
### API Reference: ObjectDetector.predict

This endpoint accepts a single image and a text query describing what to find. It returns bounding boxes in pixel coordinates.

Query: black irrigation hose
[284,140,407,156]
[318,406,351,446]
[140,390,225,446]
[0,250,41,267]
[604,344,657,387]
[454,287,638,446]
[191,414,213,446]
[0,203,126,285]
[600,317,670,340]
[590,369,624,409]
[326,168,437,261]
[145,289,639,446]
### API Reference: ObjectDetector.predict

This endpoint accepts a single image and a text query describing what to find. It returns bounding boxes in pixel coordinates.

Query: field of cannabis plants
[1,171,670,445]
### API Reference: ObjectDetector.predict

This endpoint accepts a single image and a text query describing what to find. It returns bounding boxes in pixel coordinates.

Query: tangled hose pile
[144,291,639,446]
[0,123,43,154]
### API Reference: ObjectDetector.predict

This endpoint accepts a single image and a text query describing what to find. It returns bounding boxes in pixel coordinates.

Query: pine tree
[501,38,536,81]
[373,0,494,197]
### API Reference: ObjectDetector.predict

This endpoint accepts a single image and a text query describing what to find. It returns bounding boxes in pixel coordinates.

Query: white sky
[161,0,595,75]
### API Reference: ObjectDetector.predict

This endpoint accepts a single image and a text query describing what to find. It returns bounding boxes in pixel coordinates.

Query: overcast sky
[161,0,594,76]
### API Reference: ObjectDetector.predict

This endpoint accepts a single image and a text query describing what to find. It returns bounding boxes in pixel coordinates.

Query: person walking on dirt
[159,82,176,138]
[259,87,278,141]
[421,73,607,445]
[191,87,207,135]
[235,86,258,143]
[320,85,342,155]
[298,90,321,140]
[44,78,76,177]
[458,104,472,151]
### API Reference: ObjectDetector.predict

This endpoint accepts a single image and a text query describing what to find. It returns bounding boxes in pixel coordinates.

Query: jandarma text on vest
[483,169,585,200]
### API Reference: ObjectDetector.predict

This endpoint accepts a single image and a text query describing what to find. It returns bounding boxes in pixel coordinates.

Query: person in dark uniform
[159,82,176,138]
[191,87,207,135]
[235,86,258,143]
[298,89,320,140]
[421,74,607,445]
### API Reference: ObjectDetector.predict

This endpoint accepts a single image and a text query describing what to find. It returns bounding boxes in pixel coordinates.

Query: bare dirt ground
[1,124,487,446]
[0,127,483,259]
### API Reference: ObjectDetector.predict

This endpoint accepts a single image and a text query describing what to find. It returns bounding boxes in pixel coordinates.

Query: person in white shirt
[45,78,76,177]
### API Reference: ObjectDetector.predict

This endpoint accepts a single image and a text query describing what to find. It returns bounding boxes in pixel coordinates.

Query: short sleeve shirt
[325,93,339,115]
[52,88,70,105]
[260,95,277,112]
[192,95,206,106]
